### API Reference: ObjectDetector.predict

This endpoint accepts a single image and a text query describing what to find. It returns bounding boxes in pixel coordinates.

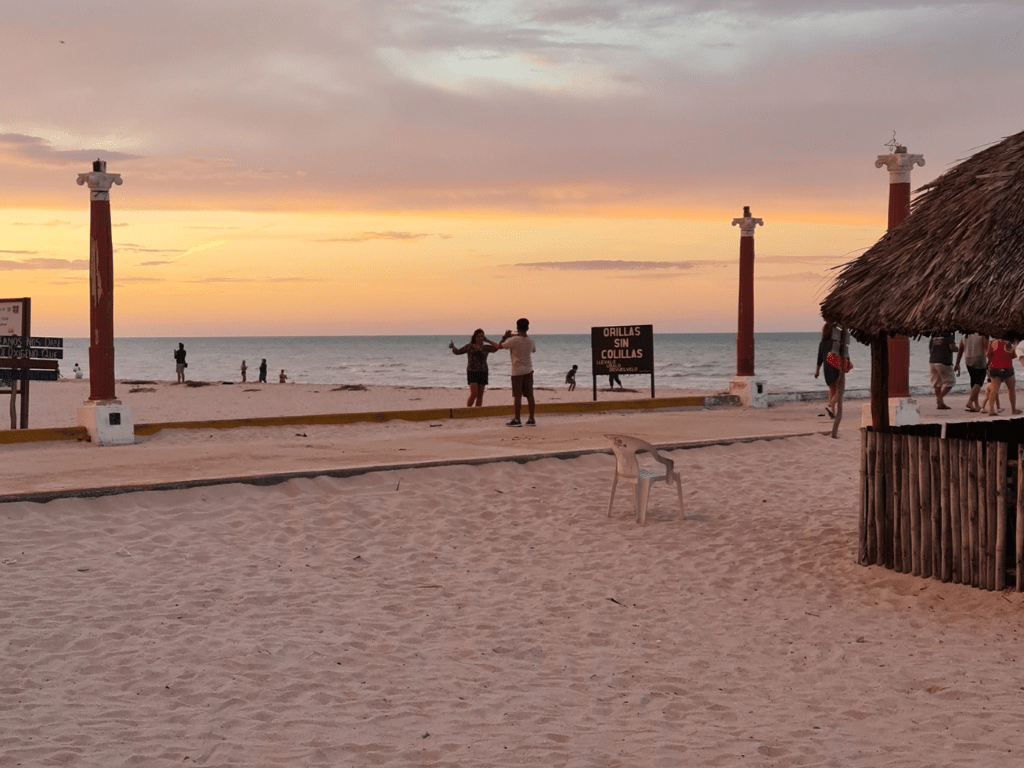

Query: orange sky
[3,1,1022,336]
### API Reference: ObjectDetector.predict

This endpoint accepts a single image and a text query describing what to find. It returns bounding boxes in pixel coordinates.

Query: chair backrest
[606,434,658,479]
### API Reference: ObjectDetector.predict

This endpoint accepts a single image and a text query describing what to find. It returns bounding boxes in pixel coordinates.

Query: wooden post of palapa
[970,438,978,589]
[954,442,962,585]
[870,336,890,431]
[909,435,922,576]
[987,444,995,589]
[1016,446,1024,592]
[995,442,1007,591]
[919,436,932,579]
[892,433,903,571]
[902,435,912,572]
[880,436,897,569]
[929,438,941,578]
[859,429,869,564]
[940,438,952,582]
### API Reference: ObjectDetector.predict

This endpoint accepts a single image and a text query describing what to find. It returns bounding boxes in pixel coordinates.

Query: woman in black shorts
[450,329,499,407]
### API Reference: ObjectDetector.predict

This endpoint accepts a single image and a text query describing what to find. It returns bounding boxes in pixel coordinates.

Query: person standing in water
[449,329,499,407]
[258,359,268,383]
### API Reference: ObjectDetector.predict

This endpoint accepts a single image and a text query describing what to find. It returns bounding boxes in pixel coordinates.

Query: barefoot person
[498,318,536,427]
[565,364,577,392]
[929,332,957,410]
[956,333,988,412]
[449,329,499,407]
[986,338,1021,416]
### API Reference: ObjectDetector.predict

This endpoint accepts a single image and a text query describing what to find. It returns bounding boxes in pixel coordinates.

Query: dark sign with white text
[591,325,654,376]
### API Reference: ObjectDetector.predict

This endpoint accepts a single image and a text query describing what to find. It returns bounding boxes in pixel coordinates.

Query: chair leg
[637,479,652,524]
[675,477,684,521]
[608,474,618,517]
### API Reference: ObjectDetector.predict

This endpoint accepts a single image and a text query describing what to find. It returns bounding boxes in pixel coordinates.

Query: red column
[77,159,122,402]
[732,206,763,377]
[88,197,116,401]
[875,146,924,399]
[737,233,755,376]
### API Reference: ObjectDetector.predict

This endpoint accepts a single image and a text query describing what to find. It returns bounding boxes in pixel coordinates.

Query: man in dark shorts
[498,318,537,427]
[955,333,988,412]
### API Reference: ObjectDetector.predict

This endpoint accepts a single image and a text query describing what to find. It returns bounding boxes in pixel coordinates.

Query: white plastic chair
[606,434,684,524]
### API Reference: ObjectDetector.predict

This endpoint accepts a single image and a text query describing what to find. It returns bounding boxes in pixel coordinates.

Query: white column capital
[731,215,763,237]
[875,148,925,184]
[77,160,123,201]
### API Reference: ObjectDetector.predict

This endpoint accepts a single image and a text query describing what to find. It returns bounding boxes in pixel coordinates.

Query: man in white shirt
[498,318,537,427]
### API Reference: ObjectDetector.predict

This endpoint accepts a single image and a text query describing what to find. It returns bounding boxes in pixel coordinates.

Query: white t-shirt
[1015,340,1024,362]
[500,335,536,376]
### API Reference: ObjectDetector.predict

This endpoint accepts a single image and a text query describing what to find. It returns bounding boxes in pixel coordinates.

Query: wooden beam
[871,336,890,430]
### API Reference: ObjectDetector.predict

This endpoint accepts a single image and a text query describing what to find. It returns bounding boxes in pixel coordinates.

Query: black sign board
[0,336,63,349]
[0,369,59,383]
[0,347,63,360]
[591,325,655,400]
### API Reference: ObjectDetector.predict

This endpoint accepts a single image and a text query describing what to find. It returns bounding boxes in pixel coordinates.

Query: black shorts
[967,365,987,388]
[467,369,488,386]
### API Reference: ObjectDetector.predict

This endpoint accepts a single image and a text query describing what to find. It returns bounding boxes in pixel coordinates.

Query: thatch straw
[821,130,1024,343]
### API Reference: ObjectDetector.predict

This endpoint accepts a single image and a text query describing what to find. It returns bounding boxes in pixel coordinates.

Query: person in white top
[498,318,537,427]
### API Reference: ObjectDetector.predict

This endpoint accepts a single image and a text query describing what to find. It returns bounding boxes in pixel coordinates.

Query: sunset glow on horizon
[3,1,1022,337]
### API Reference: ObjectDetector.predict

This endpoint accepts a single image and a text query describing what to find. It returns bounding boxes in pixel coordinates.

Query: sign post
[0,299,63,429]
[590,325,655,401]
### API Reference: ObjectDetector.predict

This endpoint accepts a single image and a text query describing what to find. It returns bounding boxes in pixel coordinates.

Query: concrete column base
[729,375,768,409]
[861,397,920,428]
[78,400,135,446]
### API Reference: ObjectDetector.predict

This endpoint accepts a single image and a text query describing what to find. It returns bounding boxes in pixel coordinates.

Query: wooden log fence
[860,429,1022,591]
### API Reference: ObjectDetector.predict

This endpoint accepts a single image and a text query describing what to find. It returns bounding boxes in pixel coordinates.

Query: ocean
[57,333,942,394]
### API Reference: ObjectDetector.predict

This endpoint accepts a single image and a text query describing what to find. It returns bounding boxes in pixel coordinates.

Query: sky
[2,0,1023,337]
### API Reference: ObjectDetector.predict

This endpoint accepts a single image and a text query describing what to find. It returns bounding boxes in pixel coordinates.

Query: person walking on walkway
[955,333,988,412]
[986,338,1021,416]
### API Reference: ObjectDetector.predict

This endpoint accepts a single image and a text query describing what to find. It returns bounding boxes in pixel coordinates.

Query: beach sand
[3,382,1024,766]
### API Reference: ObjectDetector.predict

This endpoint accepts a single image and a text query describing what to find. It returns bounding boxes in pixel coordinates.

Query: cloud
[757,271,830,282]
[11,220,72,227]
[313,231,433,243]
[183,276,315,284]
[137,240,230,266]
[0,249,39,255]
[118,244,187,254]
[511,259,728,271]
[0,1,1021,218]
[115,276,166,284]
[0,133,142,168]
[0,258,88,270]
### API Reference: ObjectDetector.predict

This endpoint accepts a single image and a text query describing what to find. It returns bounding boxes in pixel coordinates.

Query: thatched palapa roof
[821,129,1024,343]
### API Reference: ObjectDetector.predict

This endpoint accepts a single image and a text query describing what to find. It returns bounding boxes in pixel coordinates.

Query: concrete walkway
[1,399,844,503]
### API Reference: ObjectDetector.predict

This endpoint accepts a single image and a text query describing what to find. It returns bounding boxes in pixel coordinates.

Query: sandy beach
[3,381,1024,766]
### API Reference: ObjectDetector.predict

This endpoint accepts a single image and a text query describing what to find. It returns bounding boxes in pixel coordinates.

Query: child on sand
[279,369,288,383]
[565,365,577,391]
